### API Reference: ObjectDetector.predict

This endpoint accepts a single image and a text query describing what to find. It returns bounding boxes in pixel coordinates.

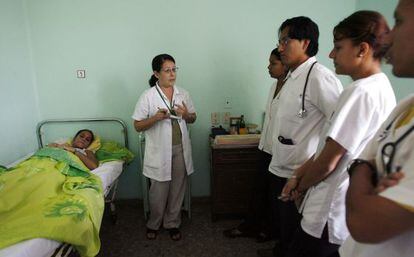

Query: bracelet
[347,159,377,184]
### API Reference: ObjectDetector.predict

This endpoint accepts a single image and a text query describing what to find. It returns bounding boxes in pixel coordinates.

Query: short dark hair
[270,48,281,60]
[74,129,94,143]
[279,16,319,56]
[334,11,390,60]
[148,54,176,87]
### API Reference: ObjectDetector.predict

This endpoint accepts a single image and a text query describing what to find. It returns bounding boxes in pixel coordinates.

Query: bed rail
[36,117,129,149]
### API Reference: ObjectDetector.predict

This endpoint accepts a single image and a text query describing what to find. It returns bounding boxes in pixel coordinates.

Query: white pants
[146,144,188,230]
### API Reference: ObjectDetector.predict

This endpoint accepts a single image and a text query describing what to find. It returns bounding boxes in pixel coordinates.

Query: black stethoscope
[155,84,176,116]
[380,117,414,174]
[297,61,317,118]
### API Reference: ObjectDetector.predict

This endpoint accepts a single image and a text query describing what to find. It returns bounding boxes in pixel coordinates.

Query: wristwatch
[347,159,377,185]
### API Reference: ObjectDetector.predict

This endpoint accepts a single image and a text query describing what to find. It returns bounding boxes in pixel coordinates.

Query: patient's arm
[48,143,98,170]
[74,149,98,170]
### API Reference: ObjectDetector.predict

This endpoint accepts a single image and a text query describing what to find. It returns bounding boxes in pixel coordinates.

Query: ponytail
[149,74,158,87]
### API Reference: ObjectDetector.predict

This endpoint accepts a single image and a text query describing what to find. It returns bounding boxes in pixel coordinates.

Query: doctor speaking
[280,11,396,256]
[132,54,196,241]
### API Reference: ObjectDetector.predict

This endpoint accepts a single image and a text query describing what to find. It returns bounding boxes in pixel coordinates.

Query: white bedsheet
[0,160,124,257]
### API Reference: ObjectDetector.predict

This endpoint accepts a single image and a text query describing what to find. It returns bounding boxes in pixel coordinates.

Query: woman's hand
[174,101,189,119]
[375,172,405,194]
[280,177,299,201]
[154,108,170,121]
[62,145,75,153]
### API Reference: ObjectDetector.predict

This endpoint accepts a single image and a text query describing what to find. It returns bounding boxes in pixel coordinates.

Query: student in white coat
[280,11,396,257]
[258,16,343,257]
[223,48,288,241]
[340,1,414,256]
[132,54,196,241]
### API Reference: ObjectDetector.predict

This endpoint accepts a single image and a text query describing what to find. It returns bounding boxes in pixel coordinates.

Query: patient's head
[72,129,94,149]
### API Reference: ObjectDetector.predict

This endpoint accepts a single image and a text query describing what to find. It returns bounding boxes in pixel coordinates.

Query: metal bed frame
[36,117,129,223]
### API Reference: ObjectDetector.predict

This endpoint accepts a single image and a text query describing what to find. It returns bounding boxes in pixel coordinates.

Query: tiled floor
[97,200,273,257]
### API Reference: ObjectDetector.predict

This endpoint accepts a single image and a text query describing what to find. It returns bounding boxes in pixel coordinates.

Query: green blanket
[0,147,104,257]
[96,141,134,164]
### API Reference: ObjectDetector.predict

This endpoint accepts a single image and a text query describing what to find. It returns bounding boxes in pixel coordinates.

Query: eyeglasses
[162,67,179,74]
[277,37,292,48]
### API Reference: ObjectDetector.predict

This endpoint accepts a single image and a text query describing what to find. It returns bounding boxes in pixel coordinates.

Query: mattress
[0,160,124,257]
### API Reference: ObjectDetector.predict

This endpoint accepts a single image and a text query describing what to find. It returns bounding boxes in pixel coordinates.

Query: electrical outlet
[222,112,231,124]
[224,97,232,109]
[77,70,86,78]
[211,112,219,125]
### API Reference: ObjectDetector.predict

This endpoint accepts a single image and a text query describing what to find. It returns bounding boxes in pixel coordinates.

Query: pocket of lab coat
[144,145,162,168]
[275,139,297,166]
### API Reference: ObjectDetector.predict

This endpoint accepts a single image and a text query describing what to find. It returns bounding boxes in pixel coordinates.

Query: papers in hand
[170,114,181,120]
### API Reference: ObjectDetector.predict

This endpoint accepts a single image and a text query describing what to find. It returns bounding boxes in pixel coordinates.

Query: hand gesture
[174,101,189,119]
[154,108,170,121]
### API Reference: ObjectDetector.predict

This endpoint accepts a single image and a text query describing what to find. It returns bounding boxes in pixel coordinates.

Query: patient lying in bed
[48,129,99,170]
[0,129,105,257]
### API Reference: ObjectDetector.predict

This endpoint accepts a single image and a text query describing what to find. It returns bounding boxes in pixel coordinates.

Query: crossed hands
[279,177,304,202]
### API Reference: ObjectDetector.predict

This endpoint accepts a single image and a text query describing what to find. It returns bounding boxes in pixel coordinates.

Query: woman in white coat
[340,0,414,256]
[132,54,196,241]
[280,11,396,256]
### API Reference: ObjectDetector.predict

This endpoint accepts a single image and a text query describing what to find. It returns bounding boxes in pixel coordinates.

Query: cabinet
[210,144,261,221]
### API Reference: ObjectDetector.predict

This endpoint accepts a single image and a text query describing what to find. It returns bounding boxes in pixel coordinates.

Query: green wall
[22,0,357,198]
[1,0,409,199]
[356,0,414,100]
[0,0,39,165]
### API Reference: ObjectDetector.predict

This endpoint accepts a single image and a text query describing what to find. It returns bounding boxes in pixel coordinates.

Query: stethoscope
[155,84,176,115]
[380,117,414,174]
[297,61,317,118]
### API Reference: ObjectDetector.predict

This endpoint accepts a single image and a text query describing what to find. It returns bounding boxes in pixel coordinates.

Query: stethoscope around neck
[381,117,414,174]
[297,61,317,118]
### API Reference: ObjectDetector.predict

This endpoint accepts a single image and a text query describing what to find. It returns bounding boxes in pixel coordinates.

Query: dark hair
[270,48,281,60]
[74,129,94,143]
[279,16,319,57]
[333,11,390,60]
[148,54,176,87]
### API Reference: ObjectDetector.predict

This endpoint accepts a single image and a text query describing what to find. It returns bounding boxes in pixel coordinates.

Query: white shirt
[132,84,196,181]
[340,95,414,257]
[300,73,396,245]
[268,57,343,178]
[259,80,282,154]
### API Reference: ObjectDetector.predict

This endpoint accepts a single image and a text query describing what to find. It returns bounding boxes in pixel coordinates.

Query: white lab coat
[300,73,396,245]
[132,84,195,181]
[340,95,414,257]
[268,57,343,178]
[259,80,281,154]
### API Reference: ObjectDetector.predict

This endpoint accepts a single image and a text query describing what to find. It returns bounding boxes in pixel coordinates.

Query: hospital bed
[138,132,191,220]
[0,118,131,257]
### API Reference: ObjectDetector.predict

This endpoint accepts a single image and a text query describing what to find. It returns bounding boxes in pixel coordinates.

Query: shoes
[257,248,275,257]
[223,228,244,238]
[146,228,158,240]
[168,228,182,241]
[256,232,272,243]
